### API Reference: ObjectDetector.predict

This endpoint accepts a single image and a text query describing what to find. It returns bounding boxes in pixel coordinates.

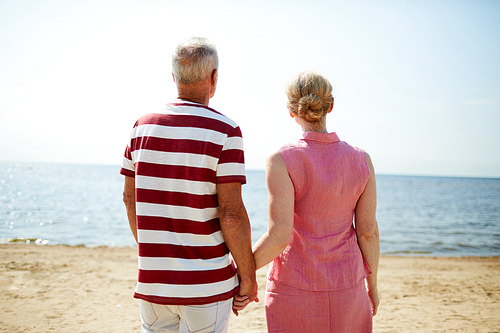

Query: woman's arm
[252,151,295,270]
[355,152,380,316]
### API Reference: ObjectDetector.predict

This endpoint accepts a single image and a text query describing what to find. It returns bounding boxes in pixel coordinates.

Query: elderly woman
[252,70,380,332]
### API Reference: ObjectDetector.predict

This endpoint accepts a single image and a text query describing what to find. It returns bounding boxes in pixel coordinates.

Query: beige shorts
[139,298,232,333]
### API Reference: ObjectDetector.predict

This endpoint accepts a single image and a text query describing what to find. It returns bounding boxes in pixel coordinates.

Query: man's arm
[123,176,138,244]
[217,183,258,306]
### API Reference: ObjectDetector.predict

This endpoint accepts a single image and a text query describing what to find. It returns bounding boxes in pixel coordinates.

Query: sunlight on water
[0,163,132,247]
[1,163,499,256]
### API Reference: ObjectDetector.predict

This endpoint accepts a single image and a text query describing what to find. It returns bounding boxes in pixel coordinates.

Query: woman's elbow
[356,222,379,241]
[277,229,293,249]
[357,233,378,244]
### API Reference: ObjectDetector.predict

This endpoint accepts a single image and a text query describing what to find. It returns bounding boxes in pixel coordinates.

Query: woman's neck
[297,117,328,133]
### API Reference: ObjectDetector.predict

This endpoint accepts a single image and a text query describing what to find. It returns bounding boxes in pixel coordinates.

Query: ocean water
[1,162,499,256]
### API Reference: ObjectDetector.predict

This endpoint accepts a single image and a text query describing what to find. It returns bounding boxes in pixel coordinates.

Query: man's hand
[239,277,259,303]
[217,182,258,316]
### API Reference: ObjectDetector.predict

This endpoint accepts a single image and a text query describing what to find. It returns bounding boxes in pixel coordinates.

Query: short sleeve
[216,126,246,184]
[120,129,136,177]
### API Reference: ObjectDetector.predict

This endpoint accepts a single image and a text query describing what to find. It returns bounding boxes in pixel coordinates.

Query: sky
[1,0,499,178]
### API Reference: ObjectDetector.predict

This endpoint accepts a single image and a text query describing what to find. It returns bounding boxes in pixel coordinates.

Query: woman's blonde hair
[285,70,333,122]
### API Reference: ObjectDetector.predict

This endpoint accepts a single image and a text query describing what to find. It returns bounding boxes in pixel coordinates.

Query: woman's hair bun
[298,94,324,121]
[285,70,333,122]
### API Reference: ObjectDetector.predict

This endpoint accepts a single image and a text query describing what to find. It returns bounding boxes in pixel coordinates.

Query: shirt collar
[172,98,203,106]
[302,131,340,143]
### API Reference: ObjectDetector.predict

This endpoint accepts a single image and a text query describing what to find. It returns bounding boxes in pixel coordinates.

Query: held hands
[232,295,251,316]
[232,278,259,316]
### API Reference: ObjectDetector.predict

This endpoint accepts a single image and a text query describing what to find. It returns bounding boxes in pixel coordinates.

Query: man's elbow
[219,211,244,228]
[123,192,135,208]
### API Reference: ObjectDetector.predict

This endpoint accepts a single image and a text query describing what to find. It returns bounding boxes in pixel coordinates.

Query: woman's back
[268,131,371,291]
[251,70,379,332]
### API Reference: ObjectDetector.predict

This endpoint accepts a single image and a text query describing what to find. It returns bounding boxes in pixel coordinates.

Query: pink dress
[265,131,372,332]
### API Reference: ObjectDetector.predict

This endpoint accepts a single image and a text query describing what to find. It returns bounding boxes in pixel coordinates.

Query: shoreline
[2,238,498,258]
[1,243,499,332]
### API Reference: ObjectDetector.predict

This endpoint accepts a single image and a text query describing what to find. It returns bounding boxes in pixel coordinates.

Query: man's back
[120,101,246,305]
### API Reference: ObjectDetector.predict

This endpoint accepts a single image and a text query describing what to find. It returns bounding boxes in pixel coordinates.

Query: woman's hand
[232,295,250,316]
[367,287,380,316]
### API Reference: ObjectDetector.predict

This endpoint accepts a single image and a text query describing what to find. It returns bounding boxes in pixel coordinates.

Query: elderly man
[121,37,257,333]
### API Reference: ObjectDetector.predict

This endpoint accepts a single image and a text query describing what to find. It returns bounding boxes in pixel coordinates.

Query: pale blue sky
[1,0,499,177]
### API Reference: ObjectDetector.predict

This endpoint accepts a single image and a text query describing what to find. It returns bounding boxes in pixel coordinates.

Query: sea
[1,162,499,257]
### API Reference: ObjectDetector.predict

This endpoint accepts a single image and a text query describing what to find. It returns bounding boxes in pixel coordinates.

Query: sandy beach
[1,244,499,332]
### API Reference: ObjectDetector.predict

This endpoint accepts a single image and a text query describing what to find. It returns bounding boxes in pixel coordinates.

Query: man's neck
[176,80,212,106]
[176,94,209,106]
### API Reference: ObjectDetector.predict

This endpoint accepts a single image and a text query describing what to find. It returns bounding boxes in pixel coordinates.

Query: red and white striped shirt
[120,101,246,305]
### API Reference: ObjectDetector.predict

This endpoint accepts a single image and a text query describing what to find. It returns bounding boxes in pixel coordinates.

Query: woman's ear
[327,97,334,113]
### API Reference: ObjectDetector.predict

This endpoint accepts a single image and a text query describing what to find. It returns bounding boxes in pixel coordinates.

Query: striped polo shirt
[120,101,246,305]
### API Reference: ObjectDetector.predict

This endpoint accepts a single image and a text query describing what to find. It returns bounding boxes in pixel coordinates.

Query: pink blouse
[268,131,371,291]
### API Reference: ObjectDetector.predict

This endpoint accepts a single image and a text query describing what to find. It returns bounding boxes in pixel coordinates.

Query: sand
[1,244,499,332]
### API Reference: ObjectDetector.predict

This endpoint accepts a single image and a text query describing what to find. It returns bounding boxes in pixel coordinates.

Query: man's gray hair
[172,37,219,85]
